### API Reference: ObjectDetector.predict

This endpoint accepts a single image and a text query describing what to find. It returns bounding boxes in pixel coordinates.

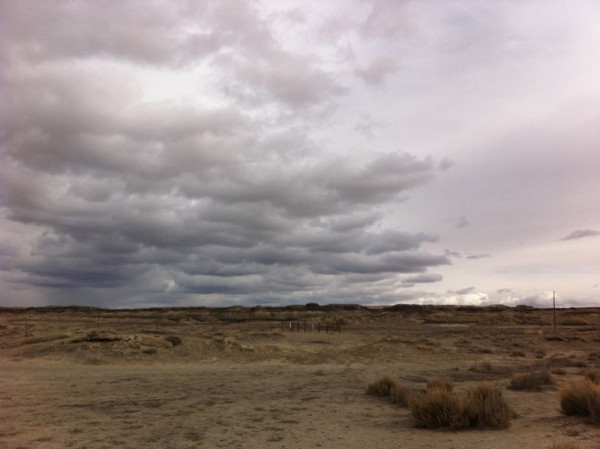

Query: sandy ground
[1,306,599,449]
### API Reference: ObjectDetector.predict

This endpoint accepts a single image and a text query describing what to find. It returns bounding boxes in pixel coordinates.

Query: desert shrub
[469,361,511,375]
[409,382,511,430]
[474,347,493,354]
[551,368,567,376]
[549,442,580,449]
[409,389,465,429]
[366,375,397,398]
[559,378,600,421]
[427,376,453,393]
[470,361,493,372]
[389,382,411,406]
[86,331,99,341]
[547,356,586,369]
[165,335,183,346]
[589,395,600,424]
[509,371,554,391]
[584,367,600,385]
[462,383,512,429]
[83,355,104,365]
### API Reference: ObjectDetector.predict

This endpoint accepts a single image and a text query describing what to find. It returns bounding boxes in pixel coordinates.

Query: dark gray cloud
[0,0,452,307]
[561,229,600,241]
[454,216,470,228]
[355,57,398,86]
[448,286,475,295]
[2,0,599,308]
[403,273,443,284]
[466,253,491,260]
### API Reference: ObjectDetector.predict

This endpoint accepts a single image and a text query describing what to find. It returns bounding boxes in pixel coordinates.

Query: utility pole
[553,291,556,333]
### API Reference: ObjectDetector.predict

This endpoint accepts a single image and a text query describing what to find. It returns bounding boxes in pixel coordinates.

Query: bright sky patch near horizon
[1,0,599,308]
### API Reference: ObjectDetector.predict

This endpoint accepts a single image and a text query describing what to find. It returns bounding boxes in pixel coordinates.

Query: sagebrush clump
[427,376,453,393]
[584,367,600,385]
[462,383,512,429]
[366,375,411,406]
[409,388,464,429]
[509,371,554,391]
[549,442,580,449]
[366,375,397,398]
[559,378,600,424]
[165,335,183,346]
[409,381,512,430]
[389,382,411,406]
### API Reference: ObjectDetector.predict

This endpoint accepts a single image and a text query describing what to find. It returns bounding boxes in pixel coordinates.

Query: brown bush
[546,356,586,369]
[389,382,411,406]
[165,335,183,346]
[469,361,511,375]
[549,442,580,449]
[559,378,600,422]
[409,382,512,430]
[584,367,600,385]
[427,376,453,393]
[462,383,512,429]
[366,375,397,398]
[409,389,464,429]
[509,371,554,391]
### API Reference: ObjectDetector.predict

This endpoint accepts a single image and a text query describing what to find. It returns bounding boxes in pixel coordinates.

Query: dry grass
[427,376,453,393]
[548,441,580,449]
[584,367,600,385]
[559,378,600,423]
[366,375,397,398]
[546,356,587,369]
[165,335,183,346]
[389,382,411,406]
[409,388,464,429]
[469,361,511,375]
[509,371,554,391]
[367,376,412,406]
[409,382,512,430]
[461,383,513,429]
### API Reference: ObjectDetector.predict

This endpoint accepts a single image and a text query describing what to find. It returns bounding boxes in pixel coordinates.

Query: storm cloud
[1,0,599,307]
[0,0,452,307]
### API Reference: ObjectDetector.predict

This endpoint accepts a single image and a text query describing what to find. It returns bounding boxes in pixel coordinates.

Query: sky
[1,0,599,309]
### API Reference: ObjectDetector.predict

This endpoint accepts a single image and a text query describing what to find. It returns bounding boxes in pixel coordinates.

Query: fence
[2,312,343,337]
[281,321,342,333]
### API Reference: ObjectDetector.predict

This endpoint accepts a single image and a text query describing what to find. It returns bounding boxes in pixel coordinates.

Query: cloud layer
[1,0,599,307]
[0,0,454,307]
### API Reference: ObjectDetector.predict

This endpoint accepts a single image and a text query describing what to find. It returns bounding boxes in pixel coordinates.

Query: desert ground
[1,304,599,449]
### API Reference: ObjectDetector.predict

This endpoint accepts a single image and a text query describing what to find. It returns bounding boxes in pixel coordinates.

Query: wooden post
[553,291,556,333]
